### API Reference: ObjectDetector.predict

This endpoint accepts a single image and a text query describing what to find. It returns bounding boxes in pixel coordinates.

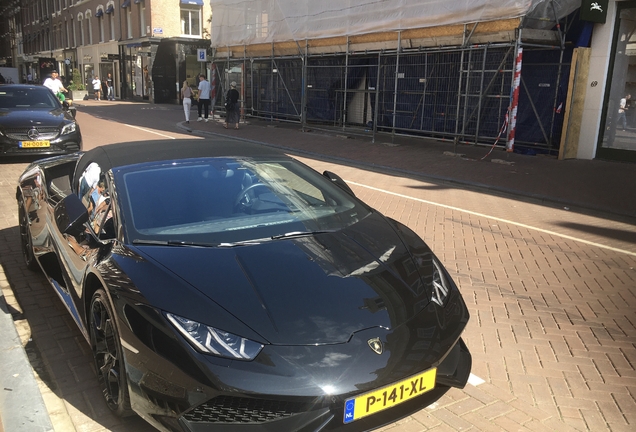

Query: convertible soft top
[74,139,286,185]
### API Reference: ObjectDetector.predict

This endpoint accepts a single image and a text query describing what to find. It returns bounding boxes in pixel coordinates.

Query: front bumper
[0,135,81,156]
[117,287,471,432]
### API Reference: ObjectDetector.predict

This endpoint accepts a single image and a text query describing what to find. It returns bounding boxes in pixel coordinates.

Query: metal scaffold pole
[391,31,402,142]
[301,40,308,131]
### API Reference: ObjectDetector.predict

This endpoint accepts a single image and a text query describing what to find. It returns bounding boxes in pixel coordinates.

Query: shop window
[599,3,636,160]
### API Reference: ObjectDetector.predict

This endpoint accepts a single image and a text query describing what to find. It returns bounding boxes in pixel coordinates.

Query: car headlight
[431,258,451,307]
[61,122,77,135]
[166,313,264,360]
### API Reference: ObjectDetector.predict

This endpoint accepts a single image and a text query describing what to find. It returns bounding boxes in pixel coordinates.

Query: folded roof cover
[211,0,581,47]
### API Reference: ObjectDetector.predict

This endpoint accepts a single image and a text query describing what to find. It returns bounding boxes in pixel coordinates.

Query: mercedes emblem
[27,128,40,140]
[367,337,383,355]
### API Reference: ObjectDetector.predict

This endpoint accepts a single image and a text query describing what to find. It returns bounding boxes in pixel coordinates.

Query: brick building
[16,0,212,102]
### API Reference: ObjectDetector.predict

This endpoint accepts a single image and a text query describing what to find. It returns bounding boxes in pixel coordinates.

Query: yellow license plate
[343,368,436,424]
[20,140,50,148]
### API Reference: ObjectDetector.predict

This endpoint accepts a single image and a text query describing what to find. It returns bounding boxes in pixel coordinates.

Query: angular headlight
[431,259,451,307]
[61,122,77,135]
[166,313,263,360]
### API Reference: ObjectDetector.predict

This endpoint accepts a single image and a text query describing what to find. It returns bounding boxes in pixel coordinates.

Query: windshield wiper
[132,239,261,248]
[271,230,336,240]
[132,239,217,247]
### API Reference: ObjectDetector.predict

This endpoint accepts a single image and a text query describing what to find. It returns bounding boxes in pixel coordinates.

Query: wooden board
[214,18,521,59]
[559,47,591,160]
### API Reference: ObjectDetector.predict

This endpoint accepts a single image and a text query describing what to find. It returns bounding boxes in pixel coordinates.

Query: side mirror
[54,194,89,237]
[323,171,355,196]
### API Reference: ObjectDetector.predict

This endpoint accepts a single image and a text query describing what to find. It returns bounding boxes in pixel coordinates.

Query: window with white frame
[180,5,201,37]
[97,8,104,42]
[128,7,133,38]
[86,11,92,45]
[139,0,146,36]
[108,6,115,40]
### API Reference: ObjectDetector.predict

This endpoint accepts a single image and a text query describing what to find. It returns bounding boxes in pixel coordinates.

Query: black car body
[0,84,81,157]
[17,139,471,432]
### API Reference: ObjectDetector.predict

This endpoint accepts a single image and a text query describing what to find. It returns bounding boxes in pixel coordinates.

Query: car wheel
[18,196,38,271]
[89,289,133,417]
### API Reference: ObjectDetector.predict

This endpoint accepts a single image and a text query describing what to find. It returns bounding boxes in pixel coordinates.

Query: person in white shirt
[92,76,102,101]
[197,74,211,122]
[618,94,631,131]
[42,70,67,102]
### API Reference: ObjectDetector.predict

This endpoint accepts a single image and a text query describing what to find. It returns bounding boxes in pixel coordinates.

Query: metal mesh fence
[215,44,568,151]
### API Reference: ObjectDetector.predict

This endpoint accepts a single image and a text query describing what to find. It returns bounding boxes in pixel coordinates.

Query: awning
[121,0,131,8]
[106,5,114,13]
[95,9,104,17]
[180,0,203,5]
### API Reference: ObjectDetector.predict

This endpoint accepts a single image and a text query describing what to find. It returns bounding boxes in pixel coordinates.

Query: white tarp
[211,0,581,47]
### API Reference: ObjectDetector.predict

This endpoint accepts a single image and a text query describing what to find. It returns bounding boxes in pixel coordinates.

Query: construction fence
[213,43,571,152]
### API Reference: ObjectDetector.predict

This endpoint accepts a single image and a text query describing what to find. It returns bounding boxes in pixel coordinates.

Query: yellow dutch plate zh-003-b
[19,140,50,148]
[343,367,437,424]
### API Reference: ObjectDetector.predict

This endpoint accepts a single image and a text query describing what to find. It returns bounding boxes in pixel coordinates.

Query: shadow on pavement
[0,226,155,432]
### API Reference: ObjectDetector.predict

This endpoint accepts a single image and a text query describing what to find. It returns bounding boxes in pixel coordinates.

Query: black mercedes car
[17,139,471,432]
[0,84,81,157]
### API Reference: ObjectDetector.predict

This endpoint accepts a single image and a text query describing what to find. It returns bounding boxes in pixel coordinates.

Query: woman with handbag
[224,81,240,129]
[181,80,193,123]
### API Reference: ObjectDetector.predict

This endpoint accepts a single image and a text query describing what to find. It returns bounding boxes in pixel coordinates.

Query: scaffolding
[211,2,577,153]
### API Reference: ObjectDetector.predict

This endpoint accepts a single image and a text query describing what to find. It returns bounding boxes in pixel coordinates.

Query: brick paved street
[1,103,635,431]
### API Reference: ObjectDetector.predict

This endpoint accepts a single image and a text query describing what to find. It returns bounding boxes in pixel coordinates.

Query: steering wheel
[235,183,270,208]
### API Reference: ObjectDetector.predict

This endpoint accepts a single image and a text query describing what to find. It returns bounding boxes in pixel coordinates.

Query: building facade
[16,0,212,103]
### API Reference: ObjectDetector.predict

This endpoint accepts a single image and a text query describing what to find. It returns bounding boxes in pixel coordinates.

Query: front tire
[89,289,133,417]
[18,196,38,271]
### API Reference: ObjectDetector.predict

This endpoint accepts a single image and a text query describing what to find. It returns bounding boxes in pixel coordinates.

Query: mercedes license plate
[19,140,50,148]
[343,368,436,423]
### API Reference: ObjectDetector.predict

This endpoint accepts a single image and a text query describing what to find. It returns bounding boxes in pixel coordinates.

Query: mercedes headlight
[431,258,451,307]
[166,313,263,360]
[61,122,77,135]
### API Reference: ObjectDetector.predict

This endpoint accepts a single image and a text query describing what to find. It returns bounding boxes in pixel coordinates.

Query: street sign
[197,49,207,62]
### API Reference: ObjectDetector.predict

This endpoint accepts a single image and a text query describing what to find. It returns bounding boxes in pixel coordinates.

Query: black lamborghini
[17,139,471,432]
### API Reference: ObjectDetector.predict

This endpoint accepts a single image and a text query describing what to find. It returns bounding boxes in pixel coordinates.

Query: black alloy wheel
[18,196,38,271]
[89,289,133,416]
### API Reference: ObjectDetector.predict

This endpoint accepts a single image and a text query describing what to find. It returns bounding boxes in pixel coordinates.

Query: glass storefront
[599,1,636,161]
[120,44,152,100]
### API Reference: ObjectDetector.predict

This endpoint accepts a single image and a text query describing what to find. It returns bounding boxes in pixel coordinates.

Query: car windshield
[114,157,371,244]
[0,88,60,109]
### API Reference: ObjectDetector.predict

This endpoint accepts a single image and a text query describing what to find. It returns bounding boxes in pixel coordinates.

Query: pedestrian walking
[224,81,240,129]
[181,80,193,123]
[92,75,101,101]
[197,74,211,122]
[106,73,115,100]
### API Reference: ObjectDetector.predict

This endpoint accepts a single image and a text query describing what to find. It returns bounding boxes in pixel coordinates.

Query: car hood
[0,108,72,126]
[134,214,433,345]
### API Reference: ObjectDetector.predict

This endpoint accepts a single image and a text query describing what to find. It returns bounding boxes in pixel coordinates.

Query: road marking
[123,123,176,139]
[468,374,485,386]
[348,181,636,258]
